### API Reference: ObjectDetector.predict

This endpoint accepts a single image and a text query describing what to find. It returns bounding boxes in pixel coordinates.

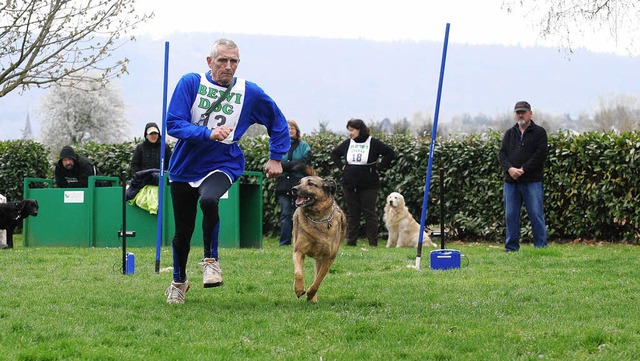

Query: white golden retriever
[384,192,438,248]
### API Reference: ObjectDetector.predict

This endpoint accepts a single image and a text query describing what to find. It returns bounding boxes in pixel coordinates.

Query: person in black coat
[131,122,172,174]
[498,100,548,252]
[54,145,103,188]
[331,118,395,247]
[127,122,172,200]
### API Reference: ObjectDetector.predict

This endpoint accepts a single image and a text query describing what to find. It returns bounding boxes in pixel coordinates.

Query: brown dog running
[291,176,346,303]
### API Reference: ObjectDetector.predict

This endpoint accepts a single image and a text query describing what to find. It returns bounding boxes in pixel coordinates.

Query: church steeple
[21,112,33,140]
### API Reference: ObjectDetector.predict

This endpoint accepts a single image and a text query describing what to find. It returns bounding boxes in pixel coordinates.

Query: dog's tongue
[295,197,309,207]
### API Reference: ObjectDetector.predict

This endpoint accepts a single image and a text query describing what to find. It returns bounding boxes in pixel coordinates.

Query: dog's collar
[305,202,337,229]
[14,203,26,220]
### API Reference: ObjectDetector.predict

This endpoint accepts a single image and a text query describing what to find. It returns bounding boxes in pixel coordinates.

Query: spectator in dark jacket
[498,100,548,252]
[54,146,102,188]
[127,122,172,200]
[274,120,312,246]
[131,122,172,174]
[331,118,395,247]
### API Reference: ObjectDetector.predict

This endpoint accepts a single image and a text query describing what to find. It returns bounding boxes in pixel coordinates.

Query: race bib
[346,136,372,165]
[191,76,246,144]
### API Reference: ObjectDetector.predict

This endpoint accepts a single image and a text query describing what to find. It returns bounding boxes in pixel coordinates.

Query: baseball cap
[514,101,531,112]
[146,126,160,135]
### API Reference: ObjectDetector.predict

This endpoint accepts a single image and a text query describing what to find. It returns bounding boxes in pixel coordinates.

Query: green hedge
[0,140,51,201]
[243,132,503,241]
[2,130,639,243]
[545,131,640,241]
[242,130,640,243]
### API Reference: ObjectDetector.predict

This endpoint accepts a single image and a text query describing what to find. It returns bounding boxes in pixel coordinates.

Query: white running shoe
[199,258,223,288]
[165,280,190,304]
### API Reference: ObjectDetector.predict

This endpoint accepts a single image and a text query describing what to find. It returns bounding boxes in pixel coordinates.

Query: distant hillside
[2,33,639,140]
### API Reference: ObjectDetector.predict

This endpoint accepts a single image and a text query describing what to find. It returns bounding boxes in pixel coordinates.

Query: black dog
[0,199,39,249]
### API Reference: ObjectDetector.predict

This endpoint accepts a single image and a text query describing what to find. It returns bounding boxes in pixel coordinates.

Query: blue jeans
[503,181,548,251]
[277,195,296,246]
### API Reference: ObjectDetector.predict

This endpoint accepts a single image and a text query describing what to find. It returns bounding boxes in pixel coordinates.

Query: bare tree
[391,117,411,135]
[39,78,129,155]
[410,111,433,137]
[367,119,385,135]
[502,0,639,55]
[313,120,333,134]
[0,0,152,97]
[592,94,640,132]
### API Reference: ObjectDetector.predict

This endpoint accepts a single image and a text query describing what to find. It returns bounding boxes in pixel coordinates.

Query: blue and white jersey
[166,71,290,183]
[191,74,246,145]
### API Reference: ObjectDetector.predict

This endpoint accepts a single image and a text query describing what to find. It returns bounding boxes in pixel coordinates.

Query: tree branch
[0,0,152,97]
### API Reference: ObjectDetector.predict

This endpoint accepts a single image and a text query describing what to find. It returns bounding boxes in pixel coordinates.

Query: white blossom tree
[39,78,129,154]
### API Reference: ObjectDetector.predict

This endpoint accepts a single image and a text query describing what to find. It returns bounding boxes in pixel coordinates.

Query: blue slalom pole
[415,23,450,270]
[155,41,170,273]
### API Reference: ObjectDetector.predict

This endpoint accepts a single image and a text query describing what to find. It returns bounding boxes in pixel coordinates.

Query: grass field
[1,236,640,360]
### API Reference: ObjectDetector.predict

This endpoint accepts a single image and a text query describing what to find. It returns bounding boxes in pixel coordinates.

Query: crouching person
[54,145,104,188]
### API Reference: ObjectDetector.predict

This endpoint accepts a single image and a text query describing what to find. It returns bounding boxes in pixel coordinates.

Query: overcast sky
[133,0,628,55]
[1,0,634,141]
